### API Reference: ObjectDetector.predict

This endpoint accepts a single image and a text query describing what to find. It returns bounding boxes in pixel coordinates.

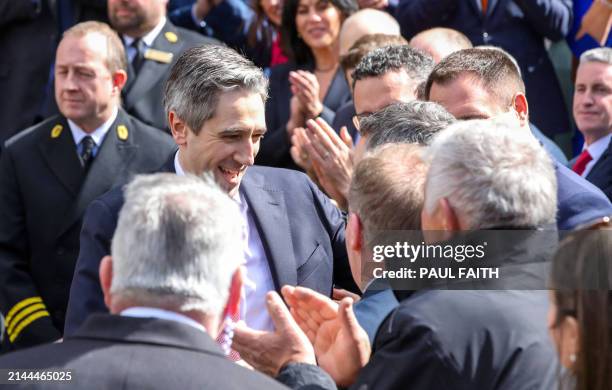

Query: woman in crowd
[246,0,288,70]
[548,227,612,390]
[257,0,357,169]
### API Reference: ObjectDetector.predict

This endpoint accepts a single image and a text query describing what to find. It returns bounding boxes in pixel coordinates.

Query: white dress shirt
[582,134,612,177]
[68,107,118,156]
[121,306,207,334]
[122,17,167,63]
[174,151,275,331]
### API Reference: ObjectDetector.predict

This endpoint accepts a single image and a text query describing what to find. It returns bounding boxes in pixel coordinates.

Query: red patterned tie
[572,149,593,176]
[215,310,241,361]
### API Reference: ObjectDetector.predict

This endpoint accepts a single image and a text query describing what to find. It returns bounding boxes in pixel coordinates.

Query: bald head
[409,28,472,63]
[339,9,400,56]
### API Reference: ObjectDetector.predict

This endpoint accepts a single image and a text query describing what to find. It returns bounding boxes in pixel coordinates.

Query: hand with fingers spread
[232,291,316,377]
[302,118,354,210]
[282,285,370,387]
[332,287,361,303]
[290,70,324,119]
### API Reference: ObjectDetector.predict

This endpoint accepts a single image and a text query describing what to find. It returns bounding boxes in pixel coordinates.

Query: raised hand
[289,70,324,119]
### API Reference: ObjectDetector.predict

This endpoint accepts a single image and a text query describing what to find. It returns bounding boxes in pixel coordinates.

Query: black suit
[257,63,352,169]
[0,314,289,390]
[122,20,220,131]
[64,162,357,335]
[583,139,612,202]
[0,109,176,349]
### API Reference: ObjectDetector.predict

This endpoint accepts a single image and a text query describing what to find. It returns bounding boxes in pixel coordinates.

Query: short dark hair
[351,45,434,90]
[361,101,455,148]
[424,48,525,106]
[340,34,407,73]
[281,0,358,65]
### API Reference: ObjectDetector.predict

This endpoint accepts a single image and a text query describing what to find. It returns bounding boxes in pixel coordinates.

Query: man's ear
[347,212,363,253]
[111,70,128,93]
[168,111,188,146]
[99,256,114,311]
[439,198,461,231]
[511,93,529,125]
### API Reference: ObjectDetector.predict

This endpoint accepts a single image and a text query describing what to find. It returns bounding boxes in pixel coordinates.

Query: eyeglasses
[352,112,372,132]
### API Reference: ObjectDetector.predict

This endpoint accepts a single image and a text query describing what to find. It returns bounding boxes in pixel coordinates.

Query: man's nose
[236,139,255,166]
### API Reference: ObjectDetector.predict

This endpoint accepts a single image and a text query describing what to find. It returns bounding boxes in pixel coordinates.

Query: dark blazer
[584,139,612,202]
[0,314,289,390]
[0,109,176,349]
[352,280,398,345]
[395,0,573,137]
[257,62,352,169]
[64,163,357,335]
[331,100,359,141]
[122,20,219,131]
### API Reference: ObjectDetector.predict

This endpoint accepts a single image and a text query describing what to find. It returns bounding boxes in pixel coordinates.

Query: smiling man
[64,45,357,337]
[0,21,175,350]
[571,48,612,200]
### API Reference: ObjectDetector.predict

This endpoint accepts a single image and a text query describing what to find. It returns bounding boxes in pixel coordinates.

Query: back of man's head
[340,34,408,75]
[110,173,243,316]
[424,48,525,107]
[338,9,401,56]
[360,101,455,148]
[350,143,429,249]
[163,45,268,134]
[409,28,472,63]
[352,45,434,91]
[424,120,557,229]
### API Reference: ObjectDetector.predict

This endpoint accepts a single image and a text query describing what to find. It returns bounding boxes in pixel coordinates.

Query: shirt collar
[120,306,207,334]
[123,17,167,48]
[585,133,612,162]
[68,107,118,147]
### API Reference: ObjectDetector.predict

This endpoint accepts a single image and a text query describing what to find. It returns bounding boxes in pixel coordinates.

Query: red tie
[572,149,593,176]
[481,0,488,14]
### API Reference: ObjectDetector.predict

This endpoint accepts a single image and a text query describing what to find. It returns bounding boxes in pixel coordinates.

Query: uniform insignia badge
[117,125,129,141]
[144,49,174,64]
[51,125,63,139]
[164,31,178,43]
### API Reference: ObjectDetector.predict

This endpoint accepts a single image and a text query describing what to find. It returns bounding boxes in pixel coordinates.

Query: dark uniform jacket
[583,138,612,202]
[0,109,175,349]
[0,314,290,390]
[122,19,219,131]
[64,163,358,335]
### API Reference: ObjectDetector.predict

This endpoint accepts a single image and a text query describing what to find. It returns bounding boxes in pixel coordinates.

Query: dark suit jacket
[331,100,359,141]
[395,0,573,137]
[0,0,107,149]
[352,280,398,345]
[584,138,612,202]
[0,109,176,349]
[64,163,357,335]
[0,314,289,390]
[122,20,219,131]
[257,62,352,169]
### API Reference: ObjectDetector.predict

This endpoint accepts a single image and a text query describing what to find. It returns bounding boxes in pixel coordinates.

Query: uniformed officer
[0,21,176,350]
[108,0,219,131]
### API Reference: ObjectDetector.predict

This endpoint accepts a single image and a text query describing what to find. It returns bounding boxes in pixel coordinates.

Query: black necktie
[132,39,145,74]
[80,136,95,170]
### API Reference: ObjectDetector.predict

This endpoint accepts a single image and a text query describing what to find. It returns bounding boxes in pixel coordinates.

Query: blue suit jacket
[583,138,612,202]
[395,0,573,137]
[64,162,356,335]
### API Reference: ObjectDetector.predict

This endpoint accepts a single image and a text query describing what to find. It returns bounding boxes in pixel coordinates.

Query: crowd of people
[1,0,611,389]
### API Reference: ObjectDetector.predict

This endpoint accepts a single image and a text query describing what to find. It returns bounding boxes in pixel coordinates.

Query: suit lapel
[587,139,612,181]
[124,21,181,108]
[241,170,298,290]
[38,117,85,197]
[56,110,137,237]
[322,68,348,109]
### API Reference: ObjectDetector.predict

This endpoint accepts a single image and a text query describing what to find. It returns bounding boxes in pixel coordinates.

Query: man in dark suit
[0,173,299,390]
[571,47,612,201]
[0,0,108,150]
[107,0,219,130]
[0,21,175,350]
[395,0,573,138]
[64,45,356,336]
[425,48,612,230]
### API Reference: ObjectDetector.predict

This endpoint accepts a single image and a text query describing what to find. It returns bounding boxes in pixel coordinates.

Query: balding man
[572,48,612,201]
[409,27,472,63]
[338,9,400,57]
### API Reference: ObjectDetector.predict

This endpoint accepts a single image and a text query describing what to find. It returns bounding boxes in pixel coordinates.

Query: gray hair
[163,45,269,133]
[352,45,434,90]
[580,47,612,66]
[360,101,455,149]
[110,173,243,316]
[424,120,557,229]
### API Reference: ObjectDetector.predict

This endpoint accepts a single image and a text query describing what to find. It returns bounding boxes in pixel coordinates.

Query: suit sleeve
[0,148,61,349]
[513,0,572,41]
[0,0,40,27]
[63,198,115,336]
[307,178,359,293]
[394,0,458,38]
